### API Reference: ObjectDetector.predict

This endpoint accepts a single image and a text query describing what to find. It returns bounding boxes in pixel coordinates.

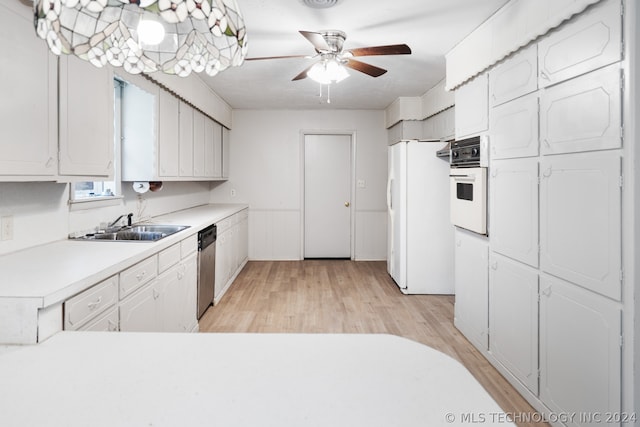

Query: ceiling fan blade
[292,63,316,81]
[347,44,412,57]
[245,55,309,61]
[344,59,387,77]
[299,30,331,52]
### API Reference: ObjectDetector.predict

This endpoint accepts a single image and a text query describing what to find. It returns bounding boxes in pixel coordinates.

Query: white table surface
[0,332,514,427]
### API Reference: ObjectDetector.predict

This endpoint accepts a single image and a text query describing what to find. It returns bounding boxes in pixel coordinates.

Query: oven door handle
[449,174,476,182]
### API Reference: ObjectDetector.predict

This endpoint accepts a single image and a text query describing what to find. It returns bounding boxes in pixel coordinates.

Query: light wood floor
[199,260,548,427]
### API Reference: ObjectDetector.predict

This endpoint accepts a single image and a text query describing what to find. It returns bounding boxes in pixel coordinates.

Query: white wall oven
[450,136,488,235]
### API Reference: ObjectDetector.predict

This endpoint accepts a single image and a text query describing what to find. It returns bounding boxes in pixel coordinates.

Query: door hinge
[620,334,624,348]
[619,175,624,188]
[620,268,624,283]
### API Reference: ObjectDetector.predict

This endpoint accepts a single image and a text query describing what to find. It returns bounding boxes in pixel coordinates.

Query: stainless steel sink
[72,224,189,242]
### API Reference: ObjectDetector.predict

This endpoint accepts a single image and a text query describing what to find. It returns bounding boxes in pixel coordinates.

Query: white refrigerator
[387,140,454,294]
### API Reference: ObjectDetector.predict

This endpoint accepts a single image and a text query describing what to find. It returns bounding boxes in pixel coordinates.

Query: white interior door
[304,134,352,258]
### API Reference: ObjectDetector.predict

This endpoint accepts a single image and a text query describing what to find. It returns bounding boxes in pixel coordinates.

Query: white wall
[209,109,388,261]
[0,181,211,256]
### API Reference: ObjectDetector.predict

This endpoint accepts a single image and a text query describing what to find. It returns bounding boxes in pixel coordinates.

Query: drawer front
[158,243,181,273]
[120,256,158,299]
[64,275,118,330]
[78,306,119,332]
[181,234,198,258]
[216,216,232,233]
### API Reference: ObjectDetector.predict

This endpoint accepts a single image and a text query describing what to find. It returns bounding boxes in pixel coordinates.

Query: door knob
[344,202,350,207]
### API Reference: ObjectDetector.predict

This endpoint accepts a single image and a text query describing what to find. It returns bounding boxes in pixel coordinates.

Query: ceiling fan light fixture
[308,59,349,84]
[32,0,248,78]
[301,0,341,9]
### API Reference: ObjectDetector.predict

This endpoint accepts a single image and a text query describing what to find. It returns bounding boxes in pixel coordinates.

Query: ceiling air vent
[302,0,341,9]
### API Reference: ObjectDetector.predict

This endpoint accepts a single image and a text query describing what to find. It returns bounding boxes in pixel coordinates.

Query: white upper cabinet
[158,90,180,177]
[453,229,489,352]
[489,92,539,160]
[222,126,230,179]
[0,2,57,180]
[490,158,539,268]
[205,118,223,178]
[538,0,622,88]
[539,273,621,422]
[192,109,206,177]
[540,64,622,155]
[59,55,114,178]
[489,44,538,107]
[178,101,194,177]
[455,73,489,139]
[540,151,621,300]
[489,253,539,395]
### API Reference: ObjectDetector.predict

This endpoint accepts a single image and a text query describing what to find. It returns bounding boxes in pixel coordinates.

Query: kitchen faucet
[108,213,133,229]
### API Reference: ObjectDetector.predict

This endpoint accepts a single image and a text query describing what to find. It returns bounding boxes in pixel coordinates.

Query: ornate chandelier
[32,0,248,77]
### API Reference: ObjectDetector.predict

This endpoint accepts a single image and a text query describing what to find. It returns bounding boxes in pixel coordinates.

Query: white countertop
[0,332,514,427]
[0,204,248,307]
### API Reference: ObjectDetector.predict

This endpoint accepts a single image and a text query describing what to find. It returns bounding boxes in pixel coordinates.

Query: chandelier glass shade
[307,57,350,85]
[32,0,248,77]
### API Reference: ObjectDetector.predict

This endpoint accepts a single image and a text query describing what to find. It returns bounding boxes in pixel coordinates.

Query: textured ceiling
[201,0,509,110]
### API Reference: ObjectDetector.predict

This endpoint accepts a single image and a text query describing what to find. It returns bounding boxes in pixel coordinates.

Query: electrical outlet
[357,179,366,189]
[1,215,13,241]
[230,189,236,197]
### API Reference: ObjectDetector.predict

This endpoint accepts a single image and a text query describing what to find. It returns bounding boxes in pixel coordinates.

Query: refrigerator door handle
[387,178,393,210]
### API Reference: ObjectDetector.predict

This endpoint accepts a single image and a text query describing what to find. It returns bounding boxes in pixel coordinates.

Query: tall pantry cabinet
[454,0,627,423]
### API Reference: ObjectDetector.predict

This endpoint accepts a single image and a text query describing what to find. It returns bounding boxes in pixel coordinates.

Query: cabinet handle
[45,157,54,168]
[491,261,498,270]
[540,70,550,80]
[542,287,552,297]
[136,270,147,281]
[106,161,113,170]
[108,320,117,331]
[153,289,160,300]
[87,296,102,310]
[456,240,462,247]
[542,168,552,178]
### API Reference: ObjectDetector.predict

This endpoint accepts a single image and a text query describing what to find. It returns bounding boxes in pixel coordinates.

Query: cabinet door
[160,253,197,332]
[490,158,539,267]
[540,151,621,300]
[119,281,163,332]
[540,274,621,424]
[158,90,180,177]
[192,109,205,177]
[0,3,57,178]
[489,93,539,160]
[214,229,229,299]
[454,73,488,139]
[79,306,119,332]
[204,118,222,178]
[538,0,622,88]
[238,211,249,265]
[59,55,114,177]
[453,229,489,352]
[222,127,230,179]
[489,44,538,107]
[178,101,193,177]
[489,253,539,394]
[540,64,622,155]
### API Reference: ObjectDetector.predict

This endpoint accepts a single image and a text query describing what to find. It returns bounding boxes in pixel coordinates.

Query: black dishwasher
[197,224,217,319]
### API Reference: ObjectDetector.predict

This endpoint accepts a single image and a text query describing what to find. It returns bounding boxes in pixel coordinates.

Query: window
[69,79,123,208]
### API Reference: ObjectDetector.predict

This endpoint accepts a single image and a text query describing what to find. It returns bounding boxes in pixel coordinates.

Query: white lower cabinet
[119,280,163,332]
[160,253,197,332]
[489,253,539,395]
[215,209,249,302]
[454,228,489,352]
[64,234,199,334]
[539,274,621,425]
[540,151,621,300]
[490,158,539,267]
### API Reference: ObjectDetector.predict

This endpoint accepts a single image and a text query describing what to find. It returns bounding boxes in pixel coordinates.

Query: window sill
[69,195,124,211]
